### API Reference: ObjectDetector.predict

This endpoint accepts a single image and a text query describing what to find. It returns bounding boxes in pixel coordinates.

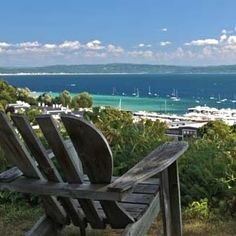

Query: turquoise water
[2,73,236,114]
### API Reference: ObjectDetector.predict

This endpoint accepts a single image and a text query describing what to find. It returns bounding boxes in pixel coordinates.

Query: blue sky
[1,0,236,66]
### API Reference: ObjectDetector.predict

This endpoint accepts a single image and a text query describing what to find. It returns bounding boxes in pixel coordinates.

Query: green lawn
[1,203,235,236]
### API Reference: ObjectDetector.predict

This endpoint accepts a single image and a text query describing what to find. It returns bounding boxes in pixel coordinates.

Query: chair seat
[78,178,160,226]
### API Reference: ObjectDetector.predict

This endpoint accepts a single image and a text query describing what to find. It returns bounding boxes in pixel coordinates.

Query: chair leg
[168,161,182,236]
[80,227,86,236]
[25,214,61,236]
[160,169,172,236]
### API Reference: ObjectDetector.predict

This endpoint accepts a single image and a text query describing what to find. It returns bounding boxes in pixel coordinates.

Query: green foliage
[0,80,18,109]
[37,93,53,106]
[16,87,37,105]
[85,107,169,175]
[0,80,37,109]
[25,108,42,124]
[180,120,236,216]
[183,198,211,220]
[59,90,72,107]
[72,92,93,109]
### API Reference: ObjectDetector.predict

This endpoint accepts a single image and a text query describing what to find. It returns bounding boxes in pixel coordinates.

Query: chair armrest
[108,142,188,193]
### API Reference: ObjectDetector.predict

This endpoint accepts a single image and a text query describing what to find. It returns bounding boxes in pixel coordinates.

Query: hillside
[1,64,236,74]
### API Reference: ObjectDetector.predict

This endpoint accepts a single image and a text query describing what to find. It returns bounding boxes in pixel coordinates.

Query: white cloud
[44,44,57,49]
[86,40,104,50]
[128,50,154,58]
[0,42,11,48]
[185,38,219,46]
[160,41,171,46]
[227,35,236,45]
[222,29,227,34]
[220,34,227,43]
[138,43,152,48]
[59,40,81,49]
[161,28,167,32]
[107,44,124,56]
[18,41,40,47]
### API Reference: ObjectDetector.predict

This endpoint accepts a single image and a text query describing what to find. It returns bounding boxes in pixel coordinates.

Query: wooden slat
[122,193,160,236]
[0,112,68,226]
[133,183,159,195]
[121,193,154,205]
[25,214,58,236]
[11,114,86,228]
[0,177,127,201]
[11,115,62,182]
[0,166,22,182]
[0,112,42,179]
[108,142,188,193]
[36,115,104,229]
[61,115,134,229]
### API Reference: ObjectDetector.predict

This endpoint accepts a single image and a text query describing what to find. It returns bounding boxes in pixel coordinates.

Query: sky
[1,0,236,66]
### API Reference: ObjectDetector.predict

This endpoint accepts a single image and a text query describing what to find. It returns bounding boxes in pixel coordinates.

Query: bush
[180,120,236,216]
[183,198,211,220]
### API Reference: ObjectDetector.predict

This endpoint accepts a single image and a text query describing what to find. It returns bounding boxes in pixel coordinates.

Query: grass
[0,203,235,236]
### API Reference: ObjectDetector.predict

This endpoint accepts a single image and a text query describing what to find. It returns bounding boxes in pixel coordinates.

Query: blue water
[1,73,236,114]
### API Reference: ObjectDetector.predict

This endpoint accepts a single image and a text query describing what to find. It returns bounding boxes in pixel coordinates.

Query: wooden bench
[0,112,188,236]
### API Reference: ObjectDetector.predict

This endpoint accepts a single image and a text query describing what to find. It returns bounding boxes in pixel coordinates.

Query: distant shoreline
[0,72,148,76]
[1,72,236,76]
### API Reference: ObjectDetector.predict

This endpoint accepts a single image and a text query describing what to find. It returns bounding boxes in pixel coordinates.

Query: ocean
[1,73,236,114]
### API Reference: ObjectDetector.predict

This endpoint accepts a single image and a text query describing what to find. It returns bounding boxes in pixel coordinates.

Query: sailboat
[170,89,180,101]
[132,88,137,96]
[112,87,116,96]
[136,88,140,97]
[148,86,152,96]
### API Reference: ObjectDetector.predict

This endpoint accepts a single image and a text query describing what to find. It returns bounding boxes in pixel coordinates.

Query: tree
[85,107,168,175]
[59,90,71,107]
[71,92,93,109]
[37,93,53,106]
[17,87,37,105]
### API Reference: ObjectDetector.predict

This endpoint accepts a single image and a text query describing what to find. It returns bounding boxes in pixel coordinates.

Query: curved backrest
[61,115,113,184]
[61,115,134,228]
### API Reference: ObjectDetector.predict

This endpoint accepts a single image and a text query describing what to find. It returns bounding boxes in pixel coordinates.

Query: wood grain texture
[168,161,182,236]
[36,115,104,229]
[0,166,22,182]
[122,192,160,236]
[0,177,125,201]
[61,115,134,228]
[108,142,188,193]
[0,112,68,225]
[61,115,113,184]
[160,168,172,236]
[11,114,86,228]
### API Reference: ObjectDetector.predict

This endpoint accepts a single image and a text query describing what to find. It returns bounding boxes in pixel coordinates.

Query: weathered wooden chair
[0,111,188,236]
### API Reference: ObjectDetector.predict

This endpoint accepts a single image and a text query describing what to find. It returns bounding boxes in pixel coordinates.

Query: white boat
[185,105,236,125]
[136,88,140,97]
[170,89,180,101]
[148,86,152,96]
[112,87,116,96]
